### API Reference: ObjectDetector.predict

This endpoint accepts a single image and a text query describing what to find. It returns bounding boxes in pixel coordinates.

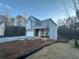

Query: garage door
[26,31,33,37]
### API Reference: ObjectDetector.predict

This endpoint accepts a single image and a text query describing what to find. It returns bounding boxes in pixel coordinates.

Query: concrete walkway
[0,36,26,43]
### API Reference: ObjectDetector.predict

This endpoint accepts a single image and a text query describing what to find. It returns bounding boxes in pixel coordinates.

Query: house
[0,15,8,36]
[0,15,26,37]
[9,17,15,26]
[15,15,26,26]
[4,15,26,37]
[0,22,5,36]
[26,16,57,40]
[0,15,57,40]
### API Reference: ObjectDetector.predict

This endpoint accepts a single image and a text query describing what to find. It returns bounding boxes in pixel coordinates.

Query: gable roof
[41,18,57,26]
[26,16,57,28]
[27,16,41,26]
[27,16,57,25]
[29,16,40,21]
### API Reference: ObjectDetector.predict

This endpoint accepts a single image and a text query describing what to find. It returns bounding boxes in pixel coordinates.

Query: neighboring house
[26,16,57,40]
[0,15,8,36]
[15,15,26,26]
[0,15,26,37]
[0,15,14,36]
[0,22,5,36]
[9,17,15,26]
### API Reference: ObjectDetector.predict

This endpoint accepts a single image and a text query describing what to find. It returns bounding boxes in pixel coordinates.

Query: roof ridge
[29,16,40,21]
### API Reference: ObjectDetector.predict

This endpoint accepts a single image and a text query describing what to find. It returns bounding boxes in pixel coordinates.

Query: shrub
[74,39,79,48]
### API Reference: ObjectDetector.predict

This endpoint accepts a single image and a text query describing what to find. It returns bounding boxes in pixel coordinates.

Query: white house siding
[41,20,50,28]
[26,30,34,37]
[25,16,40,37]
[0,23,5,36]
[49,21,57,40]
[25,18,34,38]
[25,16,57,40]
[26,19,32,30]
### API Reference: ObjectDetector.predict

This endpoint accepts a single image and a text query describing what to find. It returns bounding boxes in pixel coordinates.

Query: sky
[0,0,76,23]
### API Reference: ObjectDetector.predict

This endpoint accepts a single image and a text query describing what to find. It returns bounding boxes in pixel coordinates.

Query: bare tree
[57,19,66,27]
[0,6,12,26]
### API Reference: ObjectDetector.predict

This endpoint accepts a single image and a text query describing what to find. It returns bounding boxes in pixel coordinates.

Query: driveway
[26,43,79,59]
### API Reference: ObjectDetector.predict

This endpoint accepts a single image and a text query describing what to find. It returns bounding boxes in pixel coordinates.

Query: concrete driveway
[26,43,79,59]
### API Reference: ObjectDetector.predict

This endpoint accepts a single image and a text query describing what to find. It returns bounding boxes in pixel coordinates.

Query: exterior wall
[49,21,57,40]
[0,23,5,36]
[6,18,15,26]
[26,19,32,30]
[28,16,41,29]
[26,30,34,37]
[25,19,34,37]
[15,16,26,26]
[41,20,50,28]
[15,19,25,26]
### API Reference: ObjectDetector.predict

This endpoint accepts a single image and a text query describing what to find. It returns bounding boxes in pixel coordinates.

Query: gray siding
[26,19,32,30]
[49,21,57,40]
[41,20,50,28]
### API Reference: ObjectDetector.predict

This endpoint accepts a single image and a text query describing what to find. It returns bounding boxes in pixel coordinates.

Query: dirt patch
[0,39,53,59]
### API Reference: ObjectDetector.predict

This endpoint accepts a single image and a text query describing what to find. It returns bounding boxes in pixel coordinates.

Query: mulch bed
[0,39,54,59]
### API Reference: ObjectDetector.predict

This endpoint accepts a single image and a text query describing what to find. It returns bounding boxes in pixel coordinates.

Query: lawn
[26,42,79,59]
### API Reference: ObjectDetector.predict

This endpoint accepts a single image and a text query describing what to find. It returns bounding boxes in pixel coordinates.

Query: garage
[26,31,34,37]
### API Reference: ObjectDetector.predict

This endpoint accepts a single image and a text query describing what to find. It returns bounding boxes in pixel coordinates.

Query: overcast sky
[0,0,76,23]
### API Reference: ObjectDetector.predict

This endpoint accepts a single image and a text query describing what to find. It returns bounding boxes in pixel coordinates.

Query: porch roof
[34,26,49,29]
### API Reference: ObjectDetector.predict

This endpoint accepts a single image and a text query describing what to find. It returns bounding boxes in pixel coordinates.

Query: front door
[35,29,39,36]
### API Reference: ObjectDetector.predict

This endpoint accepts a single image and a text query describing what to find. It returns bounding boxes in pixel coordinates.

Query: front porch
[34,29,49,38]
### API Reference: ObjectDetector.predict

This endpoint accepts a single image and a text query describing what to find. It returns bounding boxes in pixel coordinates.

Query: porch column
[38,30,41,37]
[33,29,35,37]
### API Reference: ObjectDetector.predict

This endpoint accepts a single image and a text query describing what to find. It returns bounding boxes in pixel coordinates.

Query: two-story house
[26,16,57,40]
